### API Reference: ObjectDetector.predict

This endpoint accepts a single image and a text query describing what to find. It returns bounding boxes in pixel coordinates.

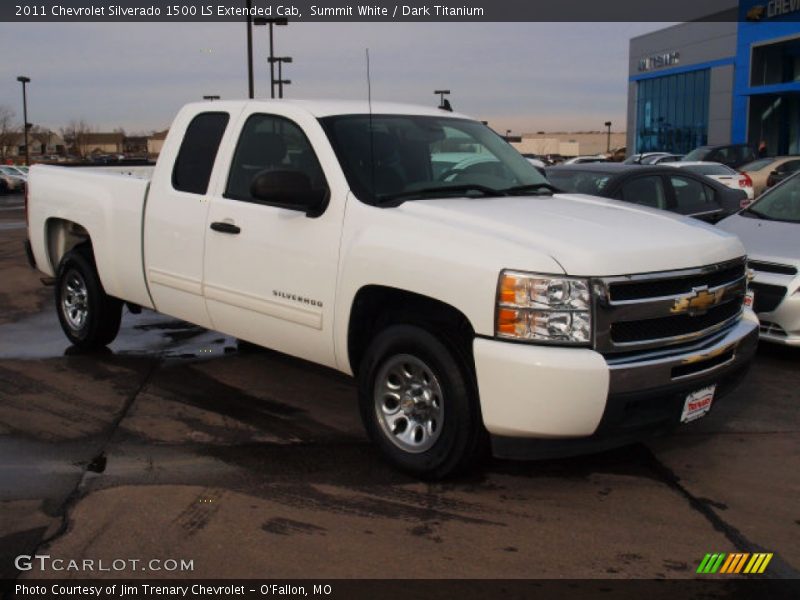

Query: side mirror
[250,169,328,217]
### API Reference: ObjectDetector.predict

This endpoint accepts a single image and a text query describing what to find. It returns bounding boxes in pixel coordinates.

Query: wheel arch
[45,217,93,272]
[346,285,477,377]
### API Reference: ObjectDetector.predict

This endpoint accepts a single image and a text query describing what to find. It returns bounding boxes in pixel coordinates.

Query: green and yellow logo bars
[697,552,773,574]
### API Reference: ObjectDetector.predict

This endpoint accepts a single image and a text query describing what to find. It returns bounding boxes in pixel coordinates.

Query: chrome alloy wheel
[374,354,444,453]
[61,270,89,330]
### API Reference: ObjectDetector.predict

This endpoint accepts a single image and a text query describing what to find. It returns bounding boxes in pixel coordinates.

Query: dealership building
[626,1,800,157]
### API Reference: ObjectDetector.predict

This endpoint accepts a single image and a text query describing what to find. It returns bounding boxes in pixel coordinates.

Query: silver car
[0,167,25,193]
[718,172,800,346]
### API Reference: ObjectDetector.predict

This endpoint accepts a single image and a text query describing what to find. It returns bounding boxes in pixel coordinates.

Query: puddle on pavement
[0,306,237,360]
[0,436,89,502]
[0,221,25,230]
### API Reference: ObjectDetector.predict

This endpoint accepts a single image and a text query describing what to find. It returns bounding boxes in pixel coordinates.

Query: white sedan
[717,173,800,346]
[662,161,754,203]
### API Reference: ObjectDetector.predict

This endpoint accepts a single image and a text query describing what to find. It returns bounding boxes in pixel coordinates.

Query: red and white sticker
[744,289,755,308]
[681,385,717,423]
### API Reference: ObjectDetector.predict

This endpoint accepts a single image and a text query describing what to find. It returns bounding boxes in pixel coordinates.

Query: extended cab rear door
[144,106,241,328]
[201,105,346,369]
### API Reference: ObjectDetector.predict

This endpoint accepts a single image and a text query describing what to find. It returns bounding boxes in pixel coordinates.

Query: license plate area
[744,289,755,309]
[681,385,716,423]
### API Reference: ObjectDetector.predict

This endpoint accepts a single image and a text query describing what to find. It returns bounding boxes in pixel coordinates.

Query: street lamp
[17,76,31,166]
[268,57,292,98]
[434,89,451,111]
[203,95,221,101]
[604,121,612,153]
[254,17,289,98]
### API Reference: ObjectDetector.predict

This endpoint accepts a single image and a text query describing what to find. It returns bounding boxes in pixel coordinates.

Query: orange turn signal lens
[497,307,527,336]
[499,273,528,306]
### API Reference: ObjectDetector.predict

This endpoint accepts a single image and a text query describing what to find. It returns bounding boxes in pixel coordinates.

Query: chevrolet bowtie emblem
[672,286,724,316]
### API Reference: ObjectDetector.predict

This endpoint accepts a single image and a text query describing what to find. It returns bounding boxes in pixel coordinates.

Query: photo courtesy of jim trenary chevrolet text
[0,0,799,598]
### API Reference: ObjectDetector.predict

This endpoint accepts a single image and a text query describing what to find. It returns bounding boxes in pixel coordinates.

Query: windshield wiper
[376,184,506,205]
[501,182,561,195]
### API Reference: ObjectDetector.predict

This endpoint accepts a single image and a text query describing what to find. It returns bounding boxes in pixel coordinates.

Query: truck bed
[27,164,154,310]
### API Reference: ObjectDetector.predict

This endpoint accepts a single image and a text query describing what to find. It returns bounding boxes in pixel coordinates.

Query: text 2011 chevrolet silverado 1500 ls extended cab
[25,100,759,477]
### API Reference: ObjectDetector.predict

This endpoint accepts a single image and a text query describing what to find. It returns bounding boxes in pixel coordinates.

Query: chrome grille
[594,258,747,355]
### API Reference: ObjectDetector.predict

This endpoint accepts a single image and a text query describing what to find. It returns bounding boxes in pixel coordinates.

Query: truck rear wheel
[358,324,483,479]
[55,248,122,350]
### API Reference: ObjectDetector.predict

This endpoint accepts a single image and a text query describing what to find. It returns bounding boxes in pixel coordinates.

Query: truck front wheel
[358,324,483,479]
[55,248,122,350]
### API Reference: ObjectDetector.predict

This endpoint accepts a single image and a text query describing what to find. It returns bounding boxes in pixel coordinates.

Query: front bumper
[751,273,800,347]
[473,310,759,459]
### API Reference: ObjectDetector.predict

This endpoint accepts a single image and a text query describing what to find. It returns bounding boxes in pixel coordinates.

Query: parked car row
[0,165,27,194]
[537,138,799,347]
[623,152,684,165]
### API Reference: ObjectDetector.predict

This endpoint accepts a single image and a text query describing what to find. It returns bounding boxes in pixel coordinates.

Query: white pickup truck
[25,100,759,477]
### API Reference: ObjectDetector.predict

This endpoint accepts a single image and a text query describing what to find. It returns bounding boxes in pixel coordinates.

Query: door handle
[210,221,241,234]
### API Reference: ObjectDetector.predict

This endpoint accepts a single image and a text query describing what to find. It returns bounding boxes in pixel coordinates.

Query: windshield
[683,164,736,176]
[683,147,710,162]
[740,158,774,172]
[320,114,548,205]
[746,173,800,223]
[545,169,613,195]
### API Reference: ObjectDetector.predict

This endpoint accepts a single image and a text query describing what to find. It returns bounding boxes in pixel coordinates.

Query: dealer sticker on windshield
[681,385,717,423]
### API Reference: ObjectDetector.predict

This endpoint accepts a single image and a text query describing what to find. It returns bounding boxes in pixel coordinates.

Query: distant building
[147,130,169,157]
[626,1,800,156]
[123,136,149,156]
[2,129,66,158]
[82,132,125,156]
[512,131,627,158]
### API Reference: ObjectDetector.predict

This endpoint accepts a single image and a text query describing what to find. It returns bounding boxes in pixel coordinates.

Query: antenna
[366,48,376,200]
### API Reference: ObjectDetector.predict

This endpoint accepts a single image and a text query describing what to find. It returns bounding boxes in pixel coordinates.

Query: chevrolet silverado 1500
[25,100,759,477]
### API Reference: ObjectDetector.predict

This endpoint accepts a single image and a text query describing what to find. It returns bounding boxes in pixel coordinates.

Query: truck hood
[717,213,800,266]
[401,193,744,276]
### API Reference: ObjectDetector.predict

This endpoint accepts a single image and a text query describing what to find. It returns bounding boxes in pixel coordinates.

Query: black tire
[358,324,484,479]
[55,247,122,350]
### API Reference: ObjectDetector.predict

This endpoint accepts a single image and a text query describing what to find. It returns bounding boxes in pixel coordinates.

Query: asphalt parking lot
[0,192,798,582]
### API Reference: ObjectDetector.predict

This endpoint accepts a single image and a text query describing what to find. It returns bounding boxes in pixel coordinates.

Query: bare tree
[0,105,20,162]
[61,120,93,158]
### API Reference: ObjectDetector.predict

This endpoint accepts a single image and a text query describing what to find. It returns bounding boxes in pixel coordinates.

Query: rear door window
[172,112,230,195]
[617,175,667,209]
[669,175,718,215]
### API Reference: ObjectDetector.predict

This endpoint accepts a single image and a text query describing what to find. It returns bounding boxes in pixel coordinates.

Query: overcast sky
[0,22,669,135]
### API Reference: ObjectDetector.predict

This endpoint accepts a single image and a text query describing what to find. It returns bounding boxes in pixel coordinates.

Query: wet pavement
[0,198,798,581]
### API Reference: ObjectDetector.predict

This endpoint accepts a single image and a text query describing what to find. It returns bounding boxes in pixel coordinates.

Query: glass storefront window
[635,69,710,154]
[751,37,800,87]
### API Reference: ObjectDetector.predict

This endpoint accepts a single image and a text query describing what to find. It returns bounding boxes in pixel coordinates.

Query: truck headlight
[496,270,592,345]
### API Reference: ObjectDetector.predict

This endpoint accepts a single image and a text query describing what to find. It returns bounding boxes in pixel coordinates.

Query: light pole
[269,57,292,98]
[245,0,254,98]
[17,76,31,166]
[254,17,288,98]
[434,89,451,111]
[604,121,612,153]
[506,129,512,141]
[203,95,221,101]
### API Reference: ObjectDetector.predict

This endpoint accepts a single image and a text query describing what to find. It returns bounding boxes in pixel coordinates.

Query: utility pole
[254,17,289,98]
[246,0,254,99]
[17,76,31,166]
